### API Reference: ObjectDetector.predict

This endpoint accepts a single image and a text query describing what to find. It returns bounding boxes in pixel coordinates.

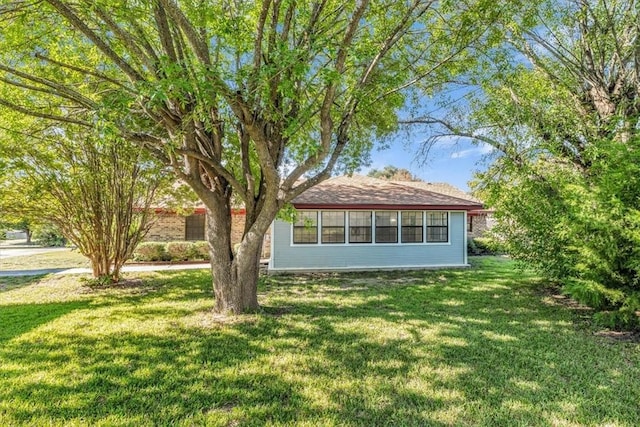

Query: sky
[363,133,494,192]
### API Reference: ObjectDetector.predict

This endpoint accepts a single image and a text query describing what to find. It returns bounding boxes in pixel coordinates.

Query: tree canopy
[0,0,504,313]
[367,165,420,182]
[412,0,640,328]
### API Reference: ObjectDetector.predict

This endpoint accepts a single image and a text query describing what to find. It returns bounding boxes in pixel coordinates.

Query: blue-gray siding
[269,211,467,272]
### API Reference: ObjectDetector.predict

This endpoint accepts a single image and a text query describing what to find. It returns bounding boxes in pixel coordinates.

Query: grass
[0,249,89,271]
[1,256,638,426]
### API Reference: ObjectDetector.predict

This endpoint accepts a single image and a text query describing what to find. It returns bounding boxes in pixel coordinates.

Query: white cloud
[450,142,494,159]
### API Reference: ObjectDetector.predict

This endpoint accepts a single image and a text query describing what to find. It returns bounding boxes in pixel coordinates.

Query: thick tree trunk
[205,203,272,314]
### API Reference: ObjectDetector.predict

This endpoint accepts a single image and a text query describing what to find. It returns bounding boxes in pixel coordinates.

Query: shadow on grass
[0,274,48,291]
[1,257,638,425]
[0,300,89,344]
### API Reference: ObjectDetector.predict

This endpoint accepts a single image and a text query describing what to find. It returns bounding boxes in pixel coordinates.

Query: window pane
[427,212,447,226]
[426,227,448,242]
[293,211,317,244]
[402,211,423,226]
[322,211,345,243]
[426,212,448,242]
[322,211,344,227]
[375,212,397,227]
[185,214,205,241]
[349,211,371,243]
[401,211,423,243]
[349,211,371,227]
[375,212,397,243]
[401,226,423,243]
[295,211,317,226]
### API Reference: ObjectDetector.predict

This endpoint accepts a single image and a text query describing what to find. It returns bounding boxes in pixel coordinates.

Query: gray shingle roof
[292,175,483,210]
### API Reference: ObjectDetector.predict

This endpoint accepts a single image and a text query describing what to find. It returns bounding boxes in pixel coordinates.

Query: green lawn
[1,257,638,426]
[0,249,89,271]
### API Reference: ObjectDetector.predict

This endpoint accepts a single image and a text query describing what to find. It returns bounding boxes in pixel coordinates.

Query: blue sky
[363,135,494,192]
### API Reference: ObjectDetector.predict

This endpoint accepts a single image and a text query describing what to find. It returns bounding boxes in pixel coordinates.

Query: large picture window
[401,211,423,243]
[349,211,372,243]
[375,211,398,243]
[321,212,345,243]
[293,211,318,244]
[426,212,448,242]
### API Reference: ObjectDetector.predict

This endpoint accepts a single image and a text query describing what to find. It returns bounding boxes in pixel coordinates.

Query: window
[401,211,423,243]
[185,214,205,241]
[349,211,372,243]
[321,211,345,243]
[293,211,318,244]
[375,211,398,243]
[426,212,448,242]
[467,215,473,232]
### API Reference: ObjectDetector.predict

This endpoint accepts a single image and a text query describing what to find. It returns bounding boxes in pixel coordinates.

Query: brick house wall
[467,212,494,239]
[145,210,271,258]
[146,214,186,241]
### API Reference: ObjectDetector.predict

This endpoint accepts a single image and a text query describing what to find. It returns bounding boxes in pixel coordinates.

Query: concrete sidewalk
[0,263,211,277]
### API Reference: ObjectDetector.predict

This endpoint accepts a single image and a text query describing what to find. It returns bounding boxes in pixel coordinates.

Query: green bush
[33,225,67,247]
[133,241,211,262]
[190,241,210,260]
[133,242,169,262]
[166,241,192,261]
[467,237,501,256]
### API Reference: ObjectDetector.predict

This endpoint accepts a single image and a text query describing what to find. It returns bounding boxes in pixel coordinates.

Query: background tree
[0,1,505,313]
[367,165,420,181]
[1,123,167,282]
[412,0,640,328]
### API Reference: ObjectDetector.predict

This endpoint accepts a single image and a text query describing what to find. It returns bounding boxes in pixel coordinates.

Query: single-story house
[268,175,484,273]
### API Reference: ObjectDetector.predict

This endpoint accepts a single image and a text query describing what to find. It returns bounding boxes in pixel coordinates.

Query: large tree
[0,0,502,313]
[413,0,640,327]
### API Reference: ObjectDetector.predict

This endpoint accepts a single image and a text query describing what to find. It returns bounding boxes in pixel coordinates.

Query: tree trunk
[206,204,269,314]
[25,228,32,244]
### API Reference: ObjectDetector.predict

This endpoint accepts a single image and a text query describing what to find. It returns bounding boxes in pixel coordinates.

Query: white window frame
[290,209,453,246]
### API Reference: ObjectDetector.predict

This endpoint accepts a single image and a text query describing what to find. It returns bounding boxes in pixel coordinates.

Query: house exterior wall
[145,211,271,258]
[146,214,186,242]
[269,211,467,272]
[467,212,494,239]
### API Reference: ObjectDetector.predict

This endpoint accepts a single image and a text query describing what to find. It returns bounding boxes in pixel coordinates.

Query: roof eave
[293,203,484,211]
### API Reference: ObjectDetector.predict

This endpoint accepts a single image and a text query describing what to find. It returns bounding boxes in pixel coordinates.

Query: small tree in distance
[368,166,421,182]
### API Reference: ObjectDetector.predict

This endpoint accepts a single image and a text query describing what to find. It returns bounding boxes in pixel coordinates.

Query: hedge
[133,241,210,262]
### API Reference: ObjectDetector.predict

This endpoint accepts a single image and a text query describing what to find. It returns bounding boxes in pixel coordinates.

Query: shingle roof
[292,175,483,210]
[391,180,483,204]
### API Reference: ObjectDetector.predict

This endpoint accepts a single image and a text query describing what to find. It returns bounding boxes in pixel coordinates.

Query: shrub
[166,241,193,261]
[467,237,502,256]
[133,242,169,262]
[33,225,67,247]
[190,241,210,260]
